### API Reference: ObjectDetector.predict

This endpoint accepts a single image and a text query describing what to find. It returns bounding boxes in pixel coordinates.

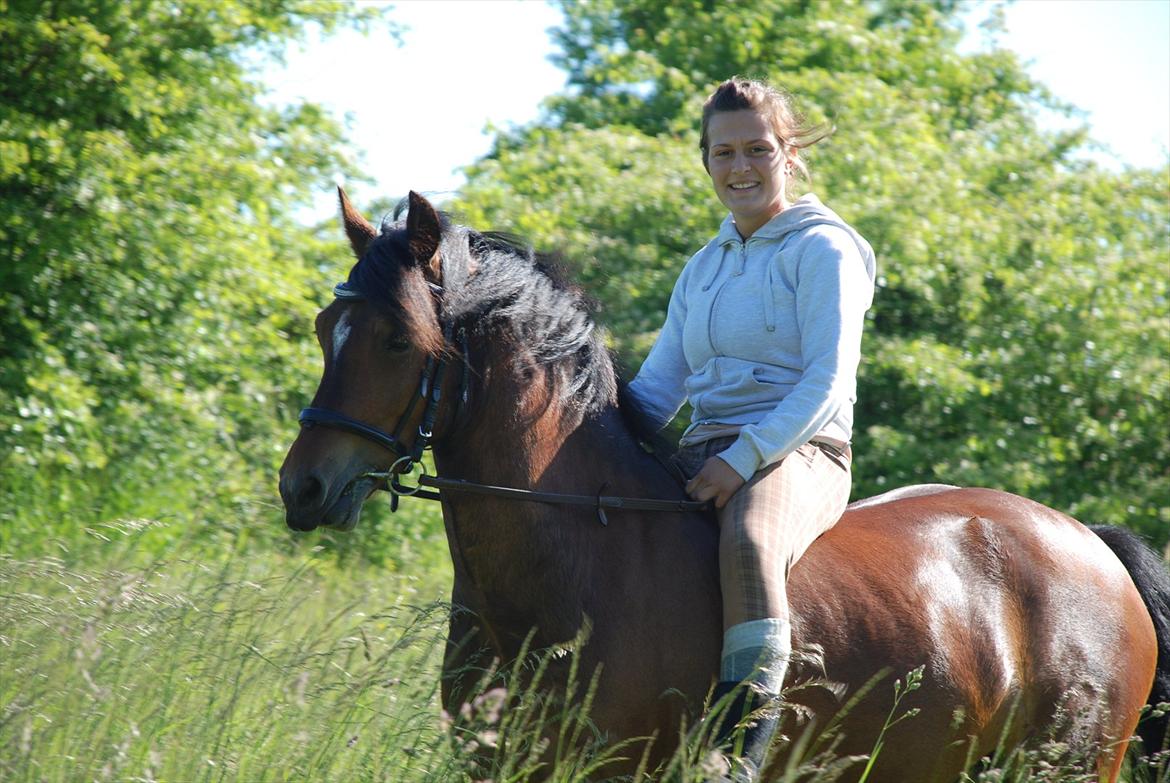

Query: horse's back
[783,486,1157,783]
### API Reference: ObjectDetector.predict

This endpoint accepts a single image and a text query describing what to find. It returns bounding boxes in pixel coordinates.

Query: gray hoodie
[628,194,877,480]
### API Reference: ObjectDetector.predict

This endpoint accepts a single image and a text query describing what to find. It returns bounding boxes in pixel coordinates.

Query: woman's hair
[699,77,834,189]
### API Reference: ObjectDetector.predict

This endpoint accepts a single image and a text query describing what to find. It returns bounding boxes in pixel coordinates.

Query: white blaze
[332,310,353,361]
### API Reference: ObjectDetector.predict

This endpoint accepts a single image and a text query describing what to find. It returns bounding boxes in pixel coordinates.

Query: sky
[261,0,1170,222]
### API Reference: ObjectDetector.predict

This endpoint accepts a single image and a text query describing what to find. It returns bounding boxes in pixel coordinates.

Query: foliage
[455,0,1170,546]
[0,0,441,559]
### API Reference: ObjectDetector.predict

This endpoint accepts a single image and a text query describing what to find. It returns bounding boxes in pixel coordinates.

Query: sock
[720,617,791,695]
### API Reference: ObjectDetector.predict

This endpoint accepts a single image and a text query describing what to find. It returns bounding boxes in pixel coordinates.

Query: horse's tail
[1089,524,1170,754]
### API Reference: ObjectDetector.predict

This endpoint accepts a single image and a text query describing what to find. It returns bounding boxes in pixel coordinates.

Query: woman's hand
[685,456,746,509]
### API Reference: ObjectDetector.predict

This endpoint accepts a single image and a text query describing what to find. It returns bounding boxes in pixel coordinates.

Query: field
[2,507,1167,783]
[4,1,1168,780]
[1,524,457,782]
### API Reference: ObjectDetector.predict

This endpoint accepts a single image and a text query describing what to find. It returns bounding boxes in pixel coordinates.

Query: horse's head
[279,189,455,531]
[281,187,620,531]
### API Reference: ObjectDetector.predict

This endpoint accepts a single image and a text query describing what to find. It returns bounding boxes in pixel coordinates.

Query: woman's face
[706,109,792,238]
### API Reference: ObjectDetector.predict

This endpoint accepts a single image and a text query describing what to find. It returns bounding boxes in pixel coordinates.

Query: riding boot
[708,680,779,782]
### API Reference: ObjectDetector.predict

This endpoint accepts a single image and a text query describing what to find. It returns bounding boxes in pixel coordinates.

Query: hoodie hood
[714,194,877,283]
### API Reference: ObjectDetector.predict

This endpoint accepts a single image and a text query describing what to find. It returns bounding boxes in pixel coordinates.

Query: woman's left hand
[685,456,746,509]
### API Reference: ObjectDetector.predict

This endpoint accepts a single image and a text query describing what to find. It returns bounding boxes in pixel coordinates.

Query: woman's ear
[783,151,798,176]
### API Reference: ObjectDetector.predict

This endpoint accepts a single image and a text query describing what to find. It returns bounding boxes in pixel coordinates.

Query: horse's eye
[384,336,410,353]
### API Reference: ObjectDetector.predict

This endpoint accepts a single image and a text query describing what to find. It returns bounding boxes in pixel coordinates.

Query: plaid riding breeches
[674,435,852,629]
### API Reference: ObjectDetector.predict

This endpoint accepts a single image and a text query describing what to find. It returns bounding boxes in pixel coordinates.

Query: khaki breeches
[675,436,851,629]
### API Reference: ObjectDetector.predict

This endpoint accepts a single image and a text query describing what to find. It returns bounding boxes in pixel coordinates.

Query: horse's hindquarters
[784,487,1157,783]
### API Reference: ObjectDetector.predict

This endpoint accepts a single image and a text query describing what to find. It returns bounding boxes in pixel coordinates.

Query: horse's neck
[436,342,651,489]
[435,391,679,505]
[432,394,691,653]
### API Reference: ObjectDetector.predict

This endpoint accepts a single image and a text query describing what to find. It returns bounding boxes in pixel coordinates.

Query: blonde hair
[699,77,833,192]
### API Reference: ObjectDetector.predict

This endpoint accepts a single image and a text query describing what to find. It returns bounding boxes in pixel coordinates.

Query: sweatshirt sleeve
[625,259,694,432]
[717,227,874,480]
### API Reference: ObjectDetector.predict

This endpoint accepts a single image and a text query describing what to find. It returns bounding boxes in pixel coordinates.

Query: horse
[279,189,1170,782]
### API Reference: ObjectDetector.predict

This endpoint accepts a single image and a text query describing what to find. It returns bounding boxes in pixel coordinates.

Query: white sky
[262,0,1170,222]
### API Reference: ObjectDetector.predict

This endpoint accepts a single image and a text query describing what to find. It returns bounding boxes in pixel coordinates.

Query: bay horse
[279,189,1169,782]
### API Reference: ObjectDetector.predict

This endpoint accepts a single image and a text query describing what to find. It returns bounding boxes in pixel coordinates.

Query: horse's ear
[406,190,443,283]
[338,186,377,259]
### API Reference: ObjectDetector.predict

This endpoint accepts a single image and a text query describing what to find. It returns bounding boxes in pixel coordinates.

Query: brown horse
[279,190,1169,782]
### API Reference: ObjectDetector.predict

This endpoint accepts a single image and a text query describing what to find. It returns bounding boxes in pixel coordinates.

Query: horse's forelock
[347,229,446,356]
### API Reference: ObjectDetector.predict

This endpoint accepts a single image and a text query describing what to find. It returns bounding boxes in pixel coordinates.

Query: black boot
[708,680,778,782]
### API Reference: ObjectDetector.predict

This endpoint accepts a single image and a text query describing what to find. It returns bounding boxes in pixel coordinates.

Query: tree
[0,0,394,552]
[455,0,1169,546]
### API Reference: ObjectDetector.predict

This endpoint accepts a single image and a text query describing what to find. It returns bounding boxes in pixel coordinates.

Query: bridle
[297,281,709,525]
[299,281,464,462]
[297,280,469,508]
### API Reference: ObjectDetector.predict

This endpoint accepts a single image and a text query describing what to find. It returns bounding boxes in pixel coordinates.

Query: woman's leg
[717,441,851,690]
[680,440,849,776]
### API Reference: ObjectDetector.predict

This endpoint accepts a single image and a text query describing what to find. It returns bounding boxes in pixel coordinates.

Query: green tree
[0,0,396,553]
[455,0,1169,545]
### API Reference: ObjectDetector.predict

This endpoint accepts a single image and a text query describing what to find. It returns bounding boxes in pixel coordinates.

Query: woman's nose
[731,151,749,172]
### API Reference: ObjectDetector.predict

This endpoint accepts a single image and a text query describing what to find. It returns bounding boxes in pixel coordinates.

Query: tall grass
[2,524,1166,782]
[0,454,450,572]
[0,545,458,782]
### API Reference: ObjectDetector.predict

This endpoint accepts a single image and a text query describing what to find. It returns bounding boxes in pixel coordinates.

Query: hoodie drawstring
[764,262,777,333]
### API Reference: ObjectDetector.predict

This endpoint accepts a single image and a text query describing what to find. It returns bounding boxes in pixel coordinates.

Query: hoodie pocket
[766,254,797,335]
[750,366,783,386]
[684,362,715,418]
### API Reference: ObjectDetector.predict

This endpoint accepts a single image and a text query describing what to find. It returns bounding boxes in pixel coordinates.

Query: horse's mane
[347,206,668,449]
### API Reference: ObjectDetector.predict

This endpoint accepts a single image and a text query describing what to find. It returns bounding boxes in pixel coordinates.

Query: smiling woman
[626,76,878,775]
[705,110,791,238]
[700,82,832,237]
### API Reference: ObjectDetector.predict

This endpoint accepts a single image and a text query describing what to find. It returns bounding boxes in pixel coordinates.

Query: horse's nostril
[280,471,326,514]
[296,475,324,508]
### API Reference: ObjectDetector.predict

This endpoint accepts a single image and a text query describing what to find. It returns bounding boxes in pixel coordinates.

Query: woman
[627,77,876,777]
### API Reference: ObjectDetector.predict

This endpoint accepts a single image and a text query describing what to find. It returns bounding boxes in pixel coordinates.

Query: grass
[1,507,1167,782]
[0,543,457,782]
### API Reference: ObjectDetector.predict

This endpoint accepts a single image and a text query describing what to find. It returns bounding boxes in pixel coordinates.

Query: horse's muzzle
[279,470,375,532]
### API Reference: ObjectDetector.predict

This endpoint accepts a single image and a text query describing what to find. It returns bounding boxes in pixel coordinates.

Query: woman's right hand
[685,456,746,509]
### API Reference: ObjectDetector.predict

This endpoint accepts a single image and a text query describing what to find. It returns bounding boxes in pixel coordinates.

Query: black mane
[347,212,620,418]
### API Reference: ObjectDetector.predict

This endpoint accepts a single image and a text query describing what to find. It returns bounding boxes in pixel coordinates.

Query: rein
[298,280,710,525]
[372,466,709,526]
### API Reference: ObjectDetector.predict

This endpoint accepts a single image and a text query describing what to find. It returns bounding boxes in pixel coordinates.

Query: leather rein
[297,281,710,525]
